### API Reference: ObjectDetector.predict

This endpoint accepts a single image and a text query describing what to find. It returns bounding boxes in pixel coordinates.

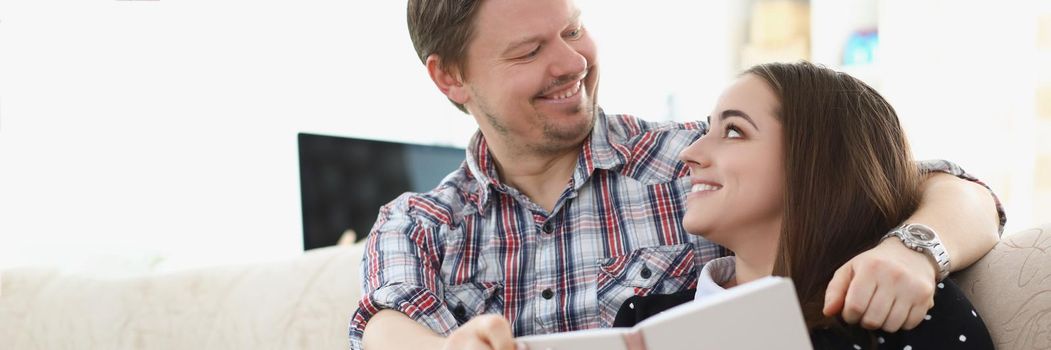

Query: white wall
[0,0,1042,274]
[879,0,1040,233]
[0,1,739,274]
[0,0,479,274]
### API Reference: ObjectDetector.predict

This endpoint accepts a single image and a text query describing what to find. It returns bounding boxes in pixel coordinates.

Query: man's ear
[426,54,470,105]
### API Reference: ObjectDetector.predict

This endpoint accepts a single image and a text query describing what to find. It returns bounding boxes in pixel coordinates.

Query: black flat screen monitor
[298,133,465,250]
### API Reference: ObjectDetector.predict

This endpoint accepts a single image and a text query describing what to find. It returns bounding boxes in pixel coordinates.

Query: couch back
[954,223,1051,350]
[3,225,1049,350]
[0,244,366,349]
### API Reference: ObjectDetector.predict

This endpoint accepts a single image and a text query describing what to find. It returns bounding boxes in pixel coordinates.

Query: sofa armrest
[953,223,1051,350]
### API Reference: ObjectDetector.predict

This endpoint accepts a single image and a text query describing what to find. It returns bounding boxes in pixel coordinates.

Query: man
[351,1,1005,349]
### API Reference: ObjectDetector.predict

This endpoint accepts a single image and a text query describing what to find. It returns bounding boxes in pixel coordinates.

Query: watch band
[881,223,951,281]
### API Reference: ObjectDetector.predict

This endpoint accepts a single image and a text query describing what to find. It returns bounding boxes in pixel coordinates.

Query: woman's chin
[682,217,714,237]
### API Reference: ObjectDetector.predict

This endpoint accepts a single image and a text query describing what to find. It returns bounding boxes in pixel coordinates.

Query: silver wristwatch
[881,223,951,281]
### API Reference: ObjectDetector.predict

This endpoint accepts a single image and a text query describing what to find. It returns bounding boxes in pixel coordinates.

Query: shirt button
[541,288,554,300]
[453,304,467,319]
[640,266,652,279]
[542,221,554,234]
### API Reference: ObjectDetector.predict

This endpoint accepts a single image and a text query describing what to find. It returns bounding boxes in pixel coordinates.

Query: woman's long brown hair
[745,62,922,334]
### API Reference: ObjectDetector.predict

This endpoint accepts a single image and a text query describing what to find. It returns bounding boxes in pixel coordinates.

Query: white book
[517,276,812,350]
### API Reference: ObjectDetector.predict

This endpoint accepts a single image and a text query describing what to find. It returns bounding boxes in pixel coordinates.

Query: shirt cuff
[918,159,1007,235]
[349,283,458,350]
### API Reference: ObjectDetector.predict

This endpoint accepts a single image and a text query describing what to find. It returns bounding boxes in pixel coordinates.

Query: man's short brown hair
[407,0,484,113]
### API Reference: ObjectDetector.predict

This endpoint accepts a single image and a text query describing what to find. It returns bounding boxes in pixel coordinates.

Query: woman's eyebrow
[720,109,759,130]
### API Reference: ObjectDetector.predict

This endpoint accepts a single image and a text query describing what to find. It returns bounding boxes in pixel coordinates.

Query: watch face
[907,225,936,241]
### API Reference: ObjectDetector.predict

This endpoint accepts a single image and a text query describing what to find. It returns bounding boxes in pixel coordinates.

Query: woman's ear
[426,54,470,106]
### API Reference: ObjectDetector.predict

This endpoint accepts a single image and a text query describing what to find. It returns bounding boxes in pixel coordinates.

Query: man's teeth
[691,184,722,192]
[545,81,581,100]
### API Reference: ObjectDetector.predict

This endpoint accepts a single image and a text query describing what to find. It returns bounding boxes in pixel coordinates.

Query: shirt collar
[695,256,737,300]
[572,108,628,188]
[463,108,628,212]
[463,131,502,212]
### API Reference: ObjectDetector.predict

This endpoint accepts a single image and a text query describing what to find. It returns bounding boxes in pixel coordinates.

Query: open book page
[515,328,629,350]
[517,276,812,350]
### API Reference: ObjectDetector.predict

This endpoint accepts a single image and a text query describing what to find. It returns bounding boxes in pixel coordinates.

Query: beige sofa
[1,223,1049,350]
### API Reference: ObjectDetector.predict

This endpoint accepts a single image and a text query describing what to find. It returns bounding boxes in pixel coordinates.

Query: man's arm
[350,194,459,349]
[351,194,519,350]
[364,310,517,350]
[824,164,1004,332]
[902,172,1001,270]
[364,310,445,349]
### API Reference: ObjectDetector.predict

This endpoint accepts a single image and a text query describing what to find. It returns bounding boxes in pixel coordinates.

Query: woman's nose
[679,137,713,168]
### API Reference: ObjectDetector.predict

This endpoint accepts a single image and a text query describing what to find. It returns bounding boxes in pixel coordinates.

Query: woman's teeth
[691,183,722,192]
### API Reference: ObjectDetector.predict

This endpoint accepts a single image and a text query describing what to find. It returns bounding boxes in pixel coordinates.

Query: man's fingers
[881,300,911,333]
[478,315,516,350]
[903,299,932,330]
[859,285,893,330]
[823,265,853,316]
[446,315,515,350]
[446,329,492,350]
[904,306,927,330]
[841,269,876,324]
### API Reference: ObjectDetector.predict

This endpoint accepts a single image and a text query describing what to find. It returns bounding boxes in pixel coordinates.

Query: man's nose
[548,40,587,79]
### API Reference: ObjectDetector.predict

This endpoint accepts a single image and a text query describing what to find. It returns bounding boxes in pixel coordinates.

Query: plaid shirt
[348,111,1005,349]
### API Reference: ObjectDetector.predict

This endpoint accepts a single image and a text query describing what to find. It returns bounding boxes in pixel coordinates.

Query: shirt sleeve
[349,193,458,350]
[917,159,1007,235]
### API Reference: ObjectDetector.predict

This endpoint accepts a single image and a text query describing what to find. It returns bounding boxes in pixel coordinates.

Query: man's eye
[523,46,540,59]
[725,126,743,139]
[566,28,582,39]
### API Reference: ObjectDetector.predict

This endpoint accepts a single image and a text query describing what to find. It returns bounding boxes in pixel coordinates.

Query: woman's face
[678,73,785,247]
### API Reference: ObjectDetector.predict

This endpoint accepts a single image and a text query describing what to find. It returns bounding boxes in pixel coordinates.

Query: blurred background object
[740,0,811,69]
[297,133,463,250]
[0,0,1047,274]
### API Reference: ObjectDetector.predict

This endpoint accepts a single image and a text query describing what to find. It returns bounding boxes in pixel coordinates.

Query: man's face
[460,0,599,155]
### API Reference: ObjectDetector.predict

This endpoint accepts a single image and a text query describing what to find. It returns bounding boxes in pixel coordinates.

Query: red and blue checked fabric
[349,112,723,349]
[347,111,1006,349]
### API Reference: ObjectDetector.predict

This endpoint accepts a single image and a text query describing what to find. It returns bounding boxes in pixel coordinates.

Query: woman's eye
[566,28,582,39]
[725,126,743,139]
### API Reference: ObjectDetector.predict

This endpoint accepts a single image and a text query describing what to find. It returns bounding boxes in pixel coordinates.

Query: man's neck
[486,139,582,213]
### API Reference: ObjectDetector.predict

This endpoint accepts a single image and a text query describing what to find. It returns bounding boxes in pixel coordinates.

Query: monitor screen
[298,133,465,250]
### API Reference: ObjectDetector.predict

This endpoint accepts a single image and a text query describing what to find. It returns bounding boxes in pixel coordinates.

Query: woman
[614,62,993,349]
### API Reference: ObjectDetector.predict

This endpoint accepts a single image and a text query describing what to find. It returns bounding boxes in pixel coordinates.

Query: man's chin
[549,107,594,136]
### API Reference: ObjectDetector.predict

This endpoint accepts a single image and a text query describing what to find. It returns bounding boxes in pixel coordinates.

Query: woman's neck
[720,218,782,288]
[731,250,776,287]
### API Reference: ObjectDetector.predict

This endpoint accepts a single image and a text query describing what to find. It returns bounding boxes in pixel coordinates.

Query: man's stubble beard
[481,100,597,156]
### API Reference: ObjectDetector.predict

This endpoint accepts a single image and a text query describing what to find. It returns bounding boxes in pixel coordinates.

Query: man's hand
[442,314,519,350]
[823,237,937,332]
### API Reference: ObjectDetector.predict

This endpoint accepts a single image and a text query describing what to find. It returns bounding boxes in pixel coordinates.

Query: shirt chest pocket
[443,282,504,326]
[594,243,697,326]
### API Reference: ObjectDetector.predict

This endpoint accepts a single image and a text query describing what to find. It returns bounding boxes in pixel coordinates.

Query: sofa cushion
[0,244,365,350]
[954,223,1051,350]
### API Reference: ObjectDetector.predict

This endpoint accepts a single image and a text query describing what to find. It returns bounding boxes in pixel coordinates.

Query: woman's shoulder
[811,278,994,349]
[612,288,697,328]
[897,278,993,348]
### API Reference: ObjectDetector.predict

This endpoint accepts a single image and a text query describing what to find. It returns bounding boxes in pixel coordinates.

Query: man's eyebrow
[720,109,759,130]
[501,8,583,57]
[569,8,581,26]
[502,36,543,56]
